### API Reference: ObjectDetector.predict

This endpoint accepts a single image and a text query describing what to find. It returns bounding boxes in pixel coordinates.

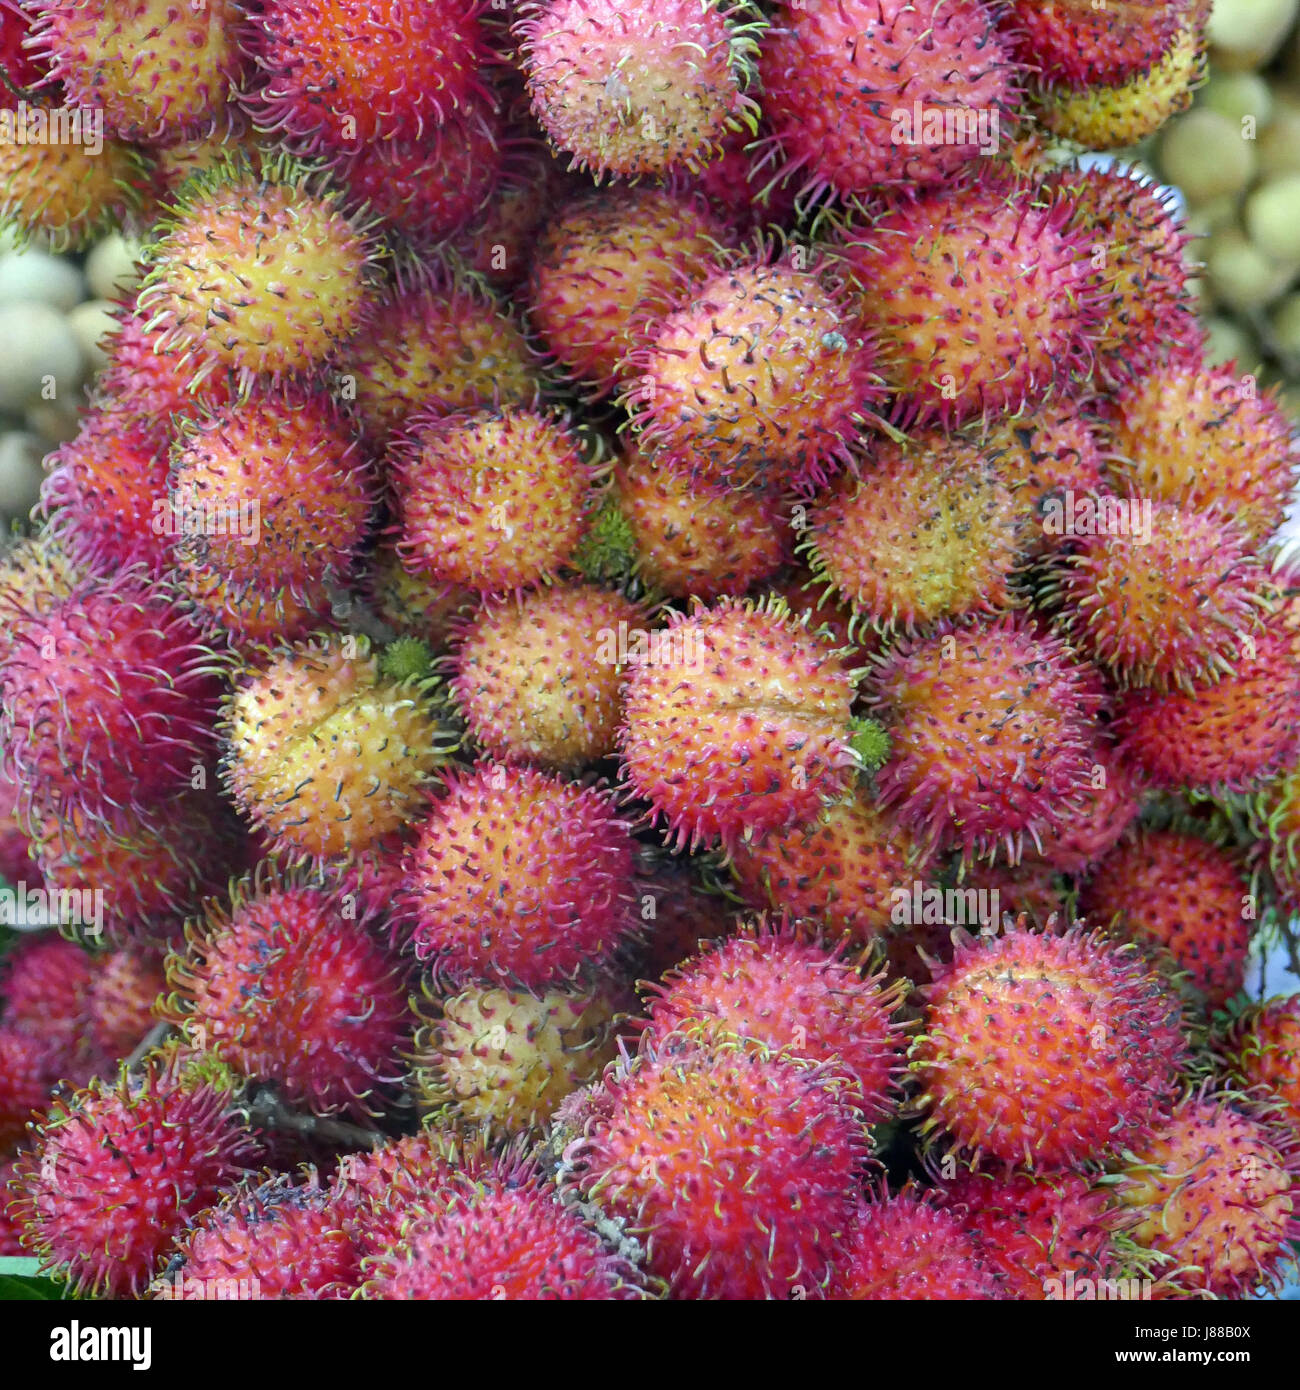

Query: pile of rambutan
[1,0,1299,1311]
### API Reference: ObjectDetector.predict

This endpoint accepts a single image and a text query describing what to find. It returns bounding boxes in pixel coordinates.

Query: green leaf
[0,1258,75,1299]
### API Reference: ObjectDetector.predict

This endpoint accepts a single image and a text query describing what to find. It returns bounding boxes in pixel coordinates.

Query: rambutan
[0,1026,56,1150]
[571,1042,868,1299]
[618,597,859,853]
[392,405,595,596]
[1221,997,1300,1137]
[867,612,1104,861]
[398,761,638,989]
[911,924,1188,1171]
[614,446,791,600]
[0,764,39,886]
[136,156,381,389]
[0,2,47,104]
[13,1055,259,1296]
[164,873,411,1117]
[332,92,504,252]
[1047,502,1269,694]
[339,279,541,448]
[30,792,242,947]
[759,0,1021,202]
[641,917,908,1118]
[622,247,884,493]
[1051,163,1197,387]
[0,934,93,1061]
[410,980,624,1131]
[835,170,1103,429]
[161,1173,359,1300]
[361,1153,644,1300]
[1112,618,1300,793]
[327,1129,461,1258]
[1037,5,1207,148]
[39,410,175,577]
[1080,829,1253,1012]
[84,948,166,1058]
[1112,1091,1299,1298]
[92,296,236,445]
[0,112,142,250]
[805,433,1020,634]
[243,0,491,150]
[686,122,797,232]
[827,1189,1005,1300]
[449,581,647,769]
[974,400,1106,557]
[1033,743,1143,876]
[936,1169,1127,1300]
[527,185,731,397]
[1004,0,1187,90]
[1,574,224,827]
[220,631,450,864]
[1102,346,1299,546]
[31,0,246,142]
[728,792,934,952]
[0,1156,26,1253]
[516,0,760,180]
[0,533,79,663]
[167,386,375,642]
[633,854,741,985]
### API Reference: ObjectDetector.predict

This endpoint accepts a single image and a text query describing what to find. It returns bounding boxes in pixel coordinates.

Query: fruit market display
[0,0,1299,1304]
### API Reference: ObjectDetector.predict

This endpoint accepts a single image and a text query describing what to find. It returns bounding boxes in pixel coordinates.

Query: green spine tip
[380,636,436,686]
[572,496,637,583]
[849,717,891,775]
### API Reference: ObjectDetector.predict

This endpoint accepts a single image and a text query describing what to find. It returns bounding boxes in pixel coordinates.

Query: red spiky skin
[912,925,1188,1171]
[527,185,733,398]
[333,93,503,251]
[1222,998,1300,1138]
[686,124,798,233]
[449,582,647,770]
[0,536,80,668]
[759,0,1021,202]
[0,1026,55,1150]
[0,575,223,827]
[326,1130,461,1258]
[392,406,593,596]
[573,1045,869,1299]
[1033,743,1142,876]
[1050,503,1269,694]
[362,1159,643,1300]
[12,1059,260,1296]
[137,166,378,388]
[168,387,374,642]
[517,0,757,180]
[1004,0,1186,90]
[0,1155,26,1252]
[828,1190,1005,1300]
[640,918,908,1118]
[163,1175,360,1300]
[1114,1093,1300,1299]
[1053,164,1197,387]
[0,934,93,1065]
[728,794,936,951]
[0,3,47,107]
[40,411,175,577]
[164,878,411,1118]
[340,279,541,448]
[0,764,39,886]
[615,446,792,601]
[399,762,637,989]
[30,0,247,142]
[806,433,1020,633]
[1112,619,1300,793]
[618,598,859,854]
[623,251,885,494]
[836,170,1104,429]
[243,0,491,151]
[84,949,166,1058]
[936,1170,1126,1300]
[633,856,741,986]
[1102,345,1300,547]
[868,613,1105,861]
[1080,830,1253,1012]
[92,298,236,446]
